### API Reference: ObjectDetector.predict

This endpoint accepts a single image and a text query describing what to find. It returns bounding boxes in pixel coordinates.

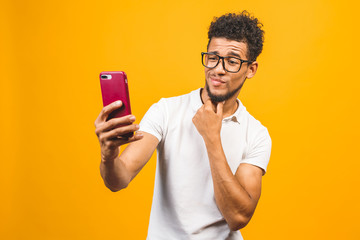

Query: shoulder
[154,89,201,114]
[238,104,272,173]
[240,105,271,143]
[158,89,198,105]
[140,89,200,141]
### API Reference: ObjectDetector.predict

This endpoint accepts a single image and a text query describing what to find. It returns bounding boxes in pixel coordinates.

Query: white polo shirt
[140,88,272,240]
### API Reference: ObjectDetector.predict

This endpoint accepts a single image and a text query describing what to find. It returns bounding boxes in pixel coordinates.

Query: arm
[99,132,159,192]
[192,100,263,231]
[95,100,159,192]
[205,140,262,230]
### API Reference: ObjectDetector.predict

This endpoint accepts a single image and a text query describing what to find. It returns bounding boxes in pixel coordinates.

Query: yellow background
[1,0,359,239]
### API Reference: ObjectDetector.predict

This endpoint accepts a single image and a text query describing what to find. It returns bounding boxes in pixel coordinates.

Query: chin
[205,80,245,103]
[206,84,230,103]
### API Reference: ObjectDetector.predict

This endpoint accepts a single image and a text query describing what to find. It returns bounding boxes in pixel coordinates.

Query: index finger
[94,100,122,126]
[204,99,217,112]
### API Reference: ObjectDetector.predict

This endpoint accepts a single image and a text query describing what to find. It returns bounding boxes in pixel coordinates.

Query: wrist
[101,154,117,164]
[203,134,221,147]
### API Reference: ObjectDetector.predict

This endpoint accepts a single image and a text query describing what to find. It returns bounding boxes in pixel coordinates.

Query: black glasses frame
[201,52,253,73]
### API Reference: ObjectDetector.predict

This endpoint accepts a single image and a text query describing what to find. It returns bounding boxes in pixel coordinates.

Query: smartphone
[99,71,133,138]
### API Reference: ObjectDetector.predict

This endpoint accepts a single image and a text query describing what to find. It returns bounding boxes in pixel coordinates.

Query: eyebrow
[208,51,241,58]
[208,51,219,55]
[227,51,241,58]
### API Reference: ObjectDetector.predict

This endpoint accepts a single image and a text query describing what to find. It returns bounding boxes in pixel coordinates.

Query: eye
[208,55,218,61]
[227,58,240,65]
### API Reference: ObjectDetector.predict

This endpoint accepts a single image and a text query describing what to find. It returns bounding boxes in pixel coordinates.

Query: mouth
[210,77,226,87]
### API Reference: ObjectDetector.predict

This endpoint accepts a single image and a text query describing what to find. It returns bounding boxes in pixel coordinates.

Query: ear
[246,61,258,79]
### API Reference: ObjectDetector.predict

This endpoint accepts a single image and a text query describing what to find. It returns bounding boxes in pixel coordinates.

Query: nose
[214,58,226,74]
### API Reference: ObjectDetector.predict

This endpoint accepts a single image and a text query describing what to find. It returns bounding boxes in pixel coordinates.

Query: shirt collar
[190,88,244,124]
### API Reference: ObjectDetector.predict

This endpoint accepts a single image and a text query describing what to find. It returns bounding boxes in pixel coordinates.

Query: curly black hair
[207,11,264,61]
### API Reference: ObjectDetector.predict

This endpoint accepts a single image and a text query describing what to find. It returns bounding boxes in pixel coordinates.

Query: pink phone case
[100,71,133,137]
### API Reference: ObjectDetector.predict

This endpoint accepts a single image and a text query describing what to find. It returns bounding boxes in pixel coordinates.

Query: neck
[200,88,239,118]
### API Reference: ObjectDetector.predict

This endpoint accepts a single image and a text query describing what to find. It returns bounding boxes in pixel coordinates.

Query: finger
[192,115,198,125]
[106,132,145,147]
[205,99,218,112]
[217,101,224,116]
[102,123,140,140]
[125,132,144,143]
[204,99,215,111]
[95,115,136,137]
[94,100,122,126]
[101,115,136,132]
[205,99,212,106]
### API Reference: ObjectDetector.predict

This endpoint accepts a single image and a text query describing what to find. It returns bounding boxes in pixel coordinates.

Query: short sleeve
[241,128,272,174]
[139,99,167,142]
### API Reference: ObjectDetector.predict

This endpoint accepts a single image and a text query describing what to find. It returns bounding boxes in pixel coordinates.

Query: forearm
[100,155,131,192]
[192,99,261,230]
[204,137,256,230]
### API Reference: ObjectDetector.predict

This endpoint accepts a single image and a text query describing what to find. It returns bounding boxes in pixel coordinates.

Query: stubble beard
[205,79,245,103]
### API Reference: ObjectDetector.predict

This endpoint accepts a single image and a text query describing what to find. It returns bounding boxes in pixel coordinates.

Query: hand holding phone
[95,71,143,163]
[99,71,133,138]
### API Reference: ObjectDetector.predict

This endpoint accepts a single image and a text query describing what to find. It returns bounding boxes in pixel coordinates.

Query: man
[95,11,272,240]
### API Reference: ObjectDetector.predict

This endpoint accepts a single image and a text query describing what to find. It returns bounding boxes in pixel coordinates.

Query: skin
[94,102,158,191]
[95,37,263,231]
[192,38,262,230]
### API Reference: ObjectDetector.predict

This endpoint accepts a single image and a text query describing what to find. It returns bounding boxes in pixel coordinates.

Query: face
[204,37,257,103]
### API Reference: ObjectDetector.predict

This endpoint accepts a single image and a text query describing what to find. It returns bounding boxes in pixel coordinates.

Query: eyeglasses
[201,52,253,73]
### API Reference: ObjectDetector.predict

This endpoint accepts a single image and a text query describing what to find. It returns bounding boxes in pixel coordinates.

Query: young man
[95,11,272,240]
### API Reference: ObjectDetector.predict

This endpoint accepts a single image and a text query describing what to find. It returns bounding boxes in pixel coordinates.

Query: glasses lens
[203,53,219,68]
[224,57,241,72]
[202,53,242,72]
